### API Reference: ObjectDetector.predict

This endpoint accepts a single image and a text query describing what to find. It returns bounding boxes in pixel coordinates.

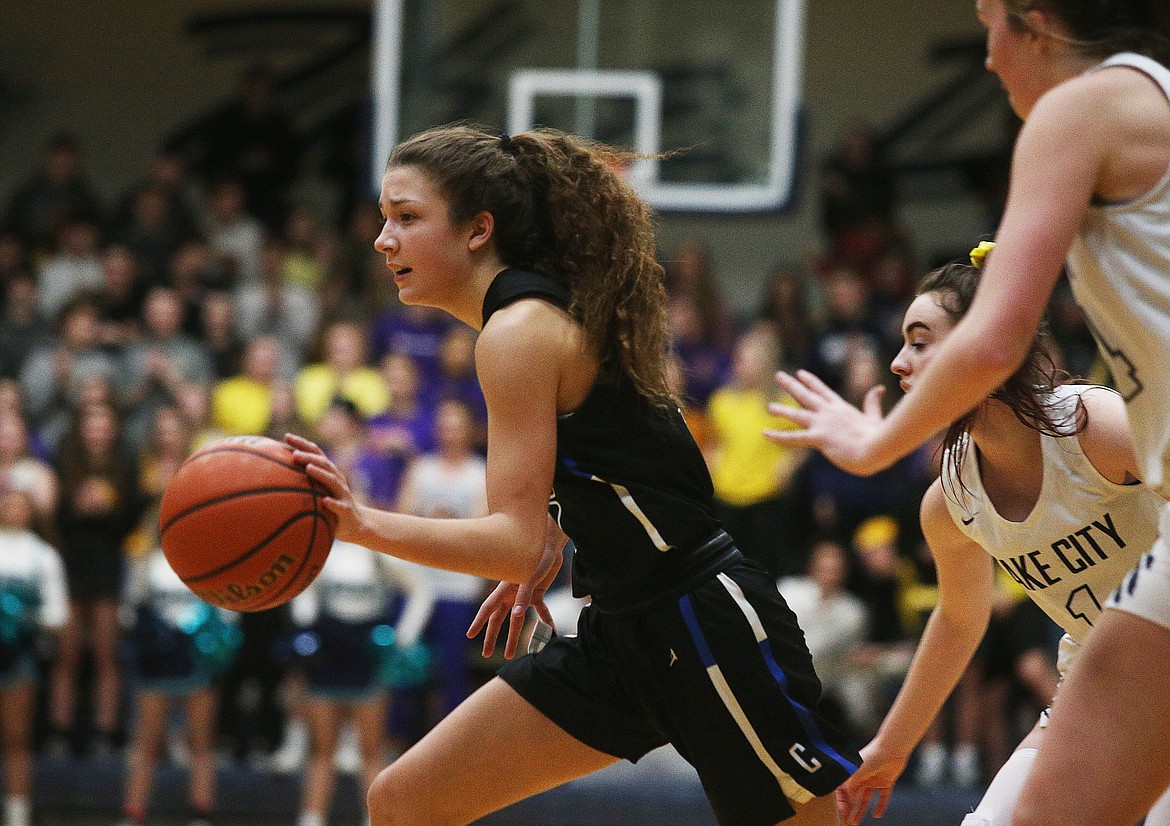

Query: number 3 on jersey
[1086,318,1142,401]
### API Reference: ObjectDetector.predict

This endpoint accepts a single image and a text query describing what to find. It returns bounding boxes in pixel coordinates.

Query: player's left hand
[764,370,889,476]
[834,740,907,824]
[467,530,563,660]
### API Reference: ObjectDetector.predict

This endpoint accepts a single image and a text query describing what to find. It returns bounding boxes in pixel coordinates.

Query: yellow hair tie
[970,240,995,268]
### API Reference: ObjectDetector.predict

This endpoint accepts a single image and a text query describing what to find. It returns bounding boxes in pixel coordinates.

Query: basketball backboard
[371,0,805,212]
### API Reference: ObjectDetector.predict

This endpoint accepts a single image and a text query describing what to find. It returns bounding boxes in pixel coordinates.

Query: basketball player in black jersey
[287,124,859,825]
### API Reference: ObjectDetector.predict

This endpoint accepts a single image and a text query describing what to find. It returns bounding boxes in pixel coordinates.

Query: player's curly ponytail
[390,124,672,405]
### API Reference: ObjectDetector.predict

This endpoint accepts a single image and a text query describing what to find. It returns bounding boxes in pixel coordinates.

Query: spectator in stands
[365,351,436,510]
[211,336,288,437]
[806,267,888,393]
[0,231,30,284]
[800,343,930,546]
[0,488,69,826]
[757,262,819,373]
[215,603,293,768]
[197,291,247,380]
[115,183,189,289]
[48,401,145,757]
[202,66,301,232]
[0,271,51,381]
[0,408,58,532]
[778,539,871,739]
[172,382,226,455]
[120,286,215,449]
[4,132,104,256]
[663,239,737,352]
[421,326,486,446]
[395,399,490,728]
[336,201,388,313]
[820,122,898,274]
[235,240,320,363]
[666,294,731,408]
[112,148,199,261]
[19,293,120,450]
[370,304,451,375]
[202,179,264,286]
[294,319,388,428]
[93,245,147,351]
[170,237,230,306]
[704,323,807,578]
[665,352,714,455]
[280,204,332,292]
[36,214,103,320]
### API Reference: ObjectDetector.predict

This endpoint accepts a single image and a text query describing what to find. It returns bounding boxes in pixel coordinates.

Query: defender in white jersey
[833,255,1170,825]
[766,2,1170,824]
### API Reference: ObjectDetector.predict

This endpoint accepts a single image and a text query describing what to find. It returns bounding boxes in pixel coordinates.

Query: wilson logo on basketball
[193,553,298,606]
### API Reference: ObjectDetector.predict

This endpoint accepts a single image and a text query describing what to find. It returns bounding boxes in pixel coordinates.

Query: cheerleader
[119,546,240,826]
[291,539,434,826]
[0,488,68,826]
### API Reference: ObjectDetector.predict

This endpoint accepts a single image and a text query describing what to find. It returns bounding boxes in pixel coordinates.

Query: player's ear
[466,210,495,253]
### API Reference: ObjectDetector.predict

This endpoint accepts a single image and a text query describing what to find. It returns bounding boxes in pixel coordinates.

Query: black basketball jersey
[481,268,725,609]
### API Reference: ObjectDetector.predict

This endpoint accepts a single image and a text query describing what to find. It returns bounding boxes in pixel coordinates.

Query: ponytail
[390,125,672,404]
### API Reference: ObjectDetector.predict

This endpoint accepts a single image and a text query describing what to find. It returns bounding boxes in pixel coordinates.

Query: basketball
[159,435,335,612]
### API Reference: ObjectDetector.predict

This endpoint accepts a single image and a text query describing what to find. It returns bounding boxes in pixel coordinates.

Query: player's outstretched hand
[467,525,564,660]
[285,432,361,542]
[834,740,907,824]
[764,370,888,476]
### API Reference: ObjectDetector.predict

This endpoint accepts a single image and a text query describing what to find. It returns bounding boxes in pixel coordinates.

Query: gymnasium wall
[0,0,990,313]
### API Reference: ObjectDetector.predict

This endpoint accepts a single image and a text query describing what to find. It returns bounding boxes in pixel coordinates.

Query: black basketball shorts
[498,556,860,825]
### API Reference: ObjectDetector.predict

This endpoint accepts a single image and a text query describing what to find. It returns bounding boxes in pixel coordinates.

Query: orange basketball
[160,435,335,612]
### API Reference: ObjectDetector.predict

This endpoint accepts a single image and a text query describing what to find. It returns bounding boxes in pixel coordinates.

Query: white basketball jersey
[1066,52,1170,495]
[942,385,1163,643]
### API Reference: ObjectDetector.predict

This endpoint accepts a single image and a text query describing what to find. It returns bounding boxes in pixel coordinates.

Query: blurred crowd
[0,76,1105,825]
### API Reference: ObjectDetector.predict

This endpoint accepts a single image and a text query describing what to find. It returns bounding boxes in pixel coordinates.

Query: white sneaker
[334,723,360,775]
[952,743,982,788]
[270,718,309,774]
[914,742,949,786]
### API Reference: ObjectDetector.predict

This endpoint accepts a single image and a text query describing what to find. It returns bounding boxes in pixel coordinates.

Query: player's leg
[956,722,1044,826]
[367,676,618,826]
[1014,609,1170,826]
